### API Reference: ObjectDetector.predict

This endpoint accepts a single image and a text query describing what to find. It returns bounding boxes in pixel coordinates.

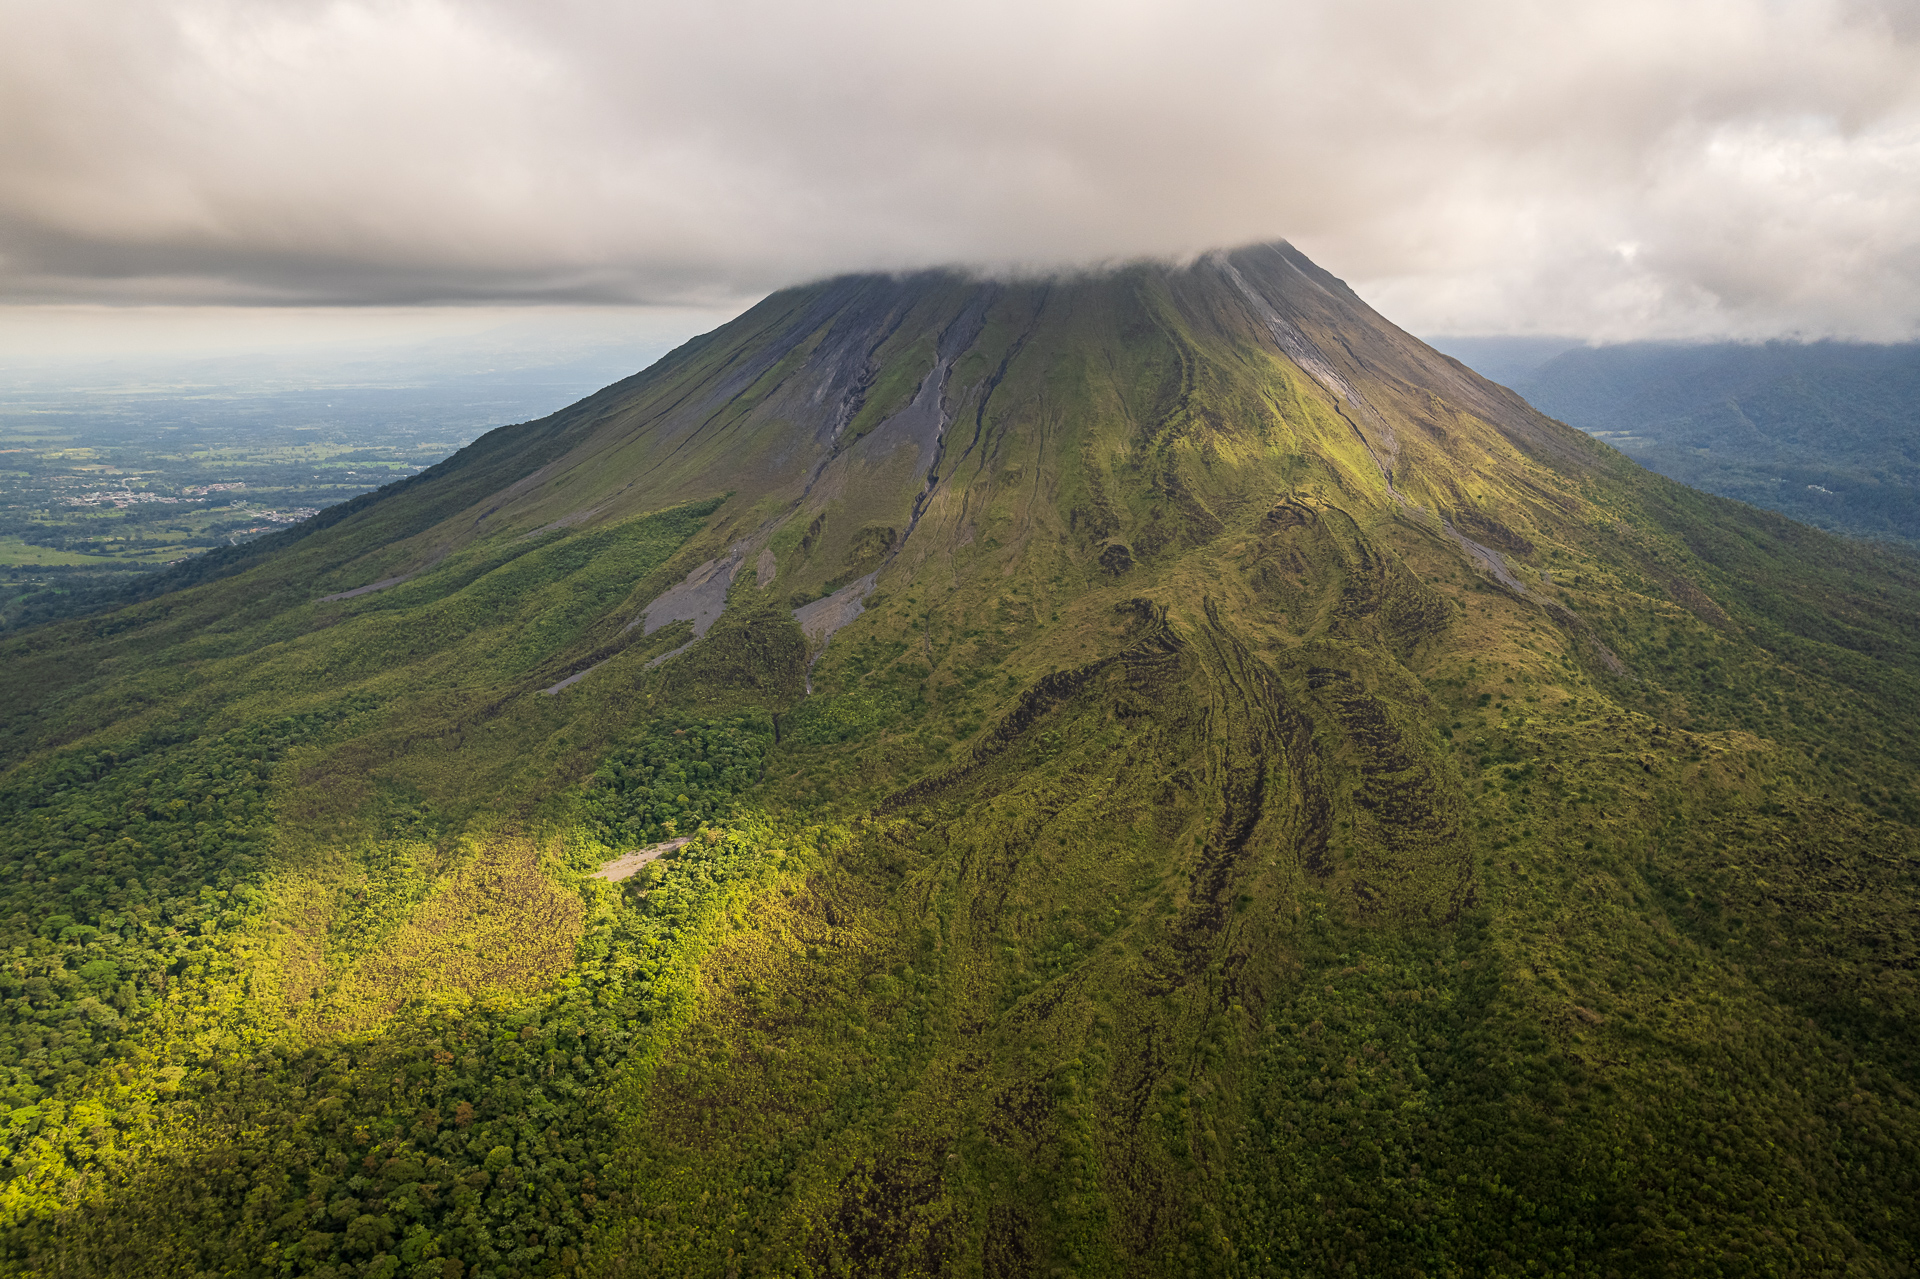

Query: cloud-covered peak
[4,0,1918,339]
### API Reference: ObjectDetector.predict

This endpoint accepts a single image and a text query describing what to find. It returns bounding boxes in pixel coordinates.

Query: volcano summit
[2,244,1918,1277]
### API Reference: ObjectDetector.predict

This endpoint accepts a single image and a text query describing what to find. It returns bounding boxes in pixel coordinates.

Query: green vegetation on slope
[581,715,773,849]
[0,712,348,1112]
[7,813,816,1279]
[0,247,1915,1278]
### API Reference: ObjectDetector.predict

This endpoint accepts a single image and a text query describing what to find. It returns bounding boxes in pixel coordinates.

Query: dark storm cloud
[3,0,1918,337]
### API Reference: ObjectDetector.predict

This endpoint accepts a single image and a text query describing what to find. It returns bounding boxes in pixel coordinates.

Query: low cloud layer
[4,0,1918,339]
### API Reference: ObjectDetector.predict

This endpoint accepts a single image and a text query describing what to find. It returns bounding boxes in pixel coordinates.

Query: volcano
[3,244,1918,1276]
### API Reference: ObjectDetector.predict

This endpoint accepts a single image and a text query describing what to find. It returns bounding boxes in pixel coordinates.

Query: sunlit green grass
[0,534,107,566]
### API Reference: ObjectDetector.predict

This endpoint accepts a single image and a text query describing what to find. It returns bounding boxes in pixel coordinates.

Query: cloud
[3,0,1918,338]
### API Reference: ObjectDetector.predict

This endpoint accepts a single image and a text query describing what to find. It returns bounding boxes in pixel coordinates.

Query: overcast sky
[5,0,1920,351]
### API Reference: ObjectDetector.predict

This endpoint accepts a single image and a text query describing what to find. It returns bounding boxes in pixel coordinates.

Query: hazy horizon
[7,296,1914,414]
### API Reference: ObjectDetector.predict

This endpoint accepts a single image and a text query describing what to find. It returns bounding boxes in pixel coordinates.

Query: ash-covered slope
[2,245,1919,1278]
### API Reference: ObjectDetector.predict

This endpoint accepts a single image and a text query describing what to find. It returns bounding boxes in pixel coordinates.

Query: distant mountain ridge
[1431,336,1920,545]
[1,245,1918,1277]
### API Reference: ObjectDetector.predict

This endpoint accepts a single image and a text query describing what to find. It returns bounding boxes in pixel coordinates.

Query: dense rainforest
[0,244,1916,1278]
